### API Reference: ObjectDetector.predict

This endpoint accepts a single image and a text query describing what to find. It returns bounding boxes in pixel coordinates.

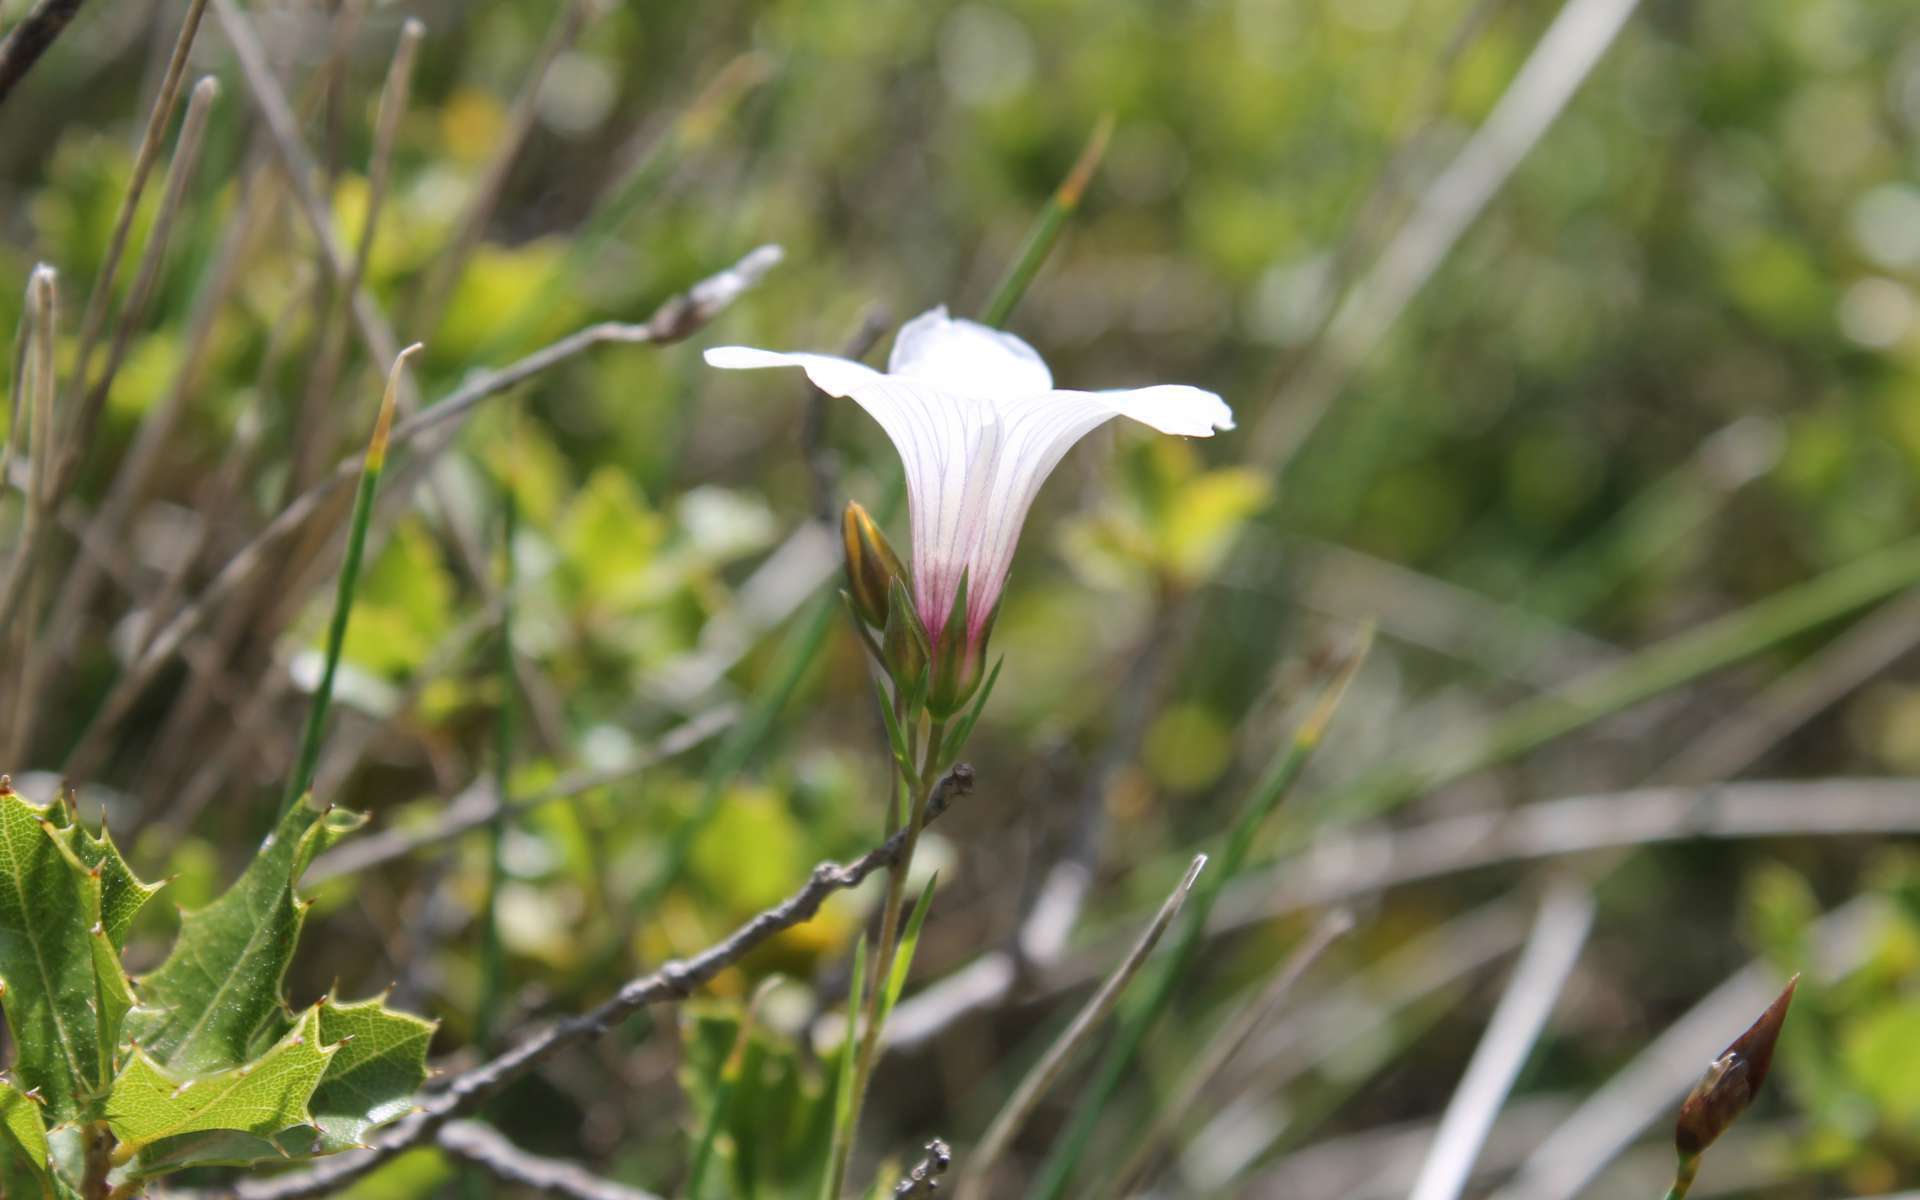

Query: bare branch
[437,1121,664,1200]
[222,765,975,1200]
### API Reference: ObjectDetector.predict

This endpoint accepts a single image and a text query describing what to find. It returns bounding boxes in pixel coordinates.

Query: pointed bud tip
[1675,972,1799,1157]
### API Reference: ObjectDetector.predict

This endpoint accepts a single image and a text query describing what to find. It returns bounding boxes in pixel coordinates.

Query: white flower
[705,306,1234,649]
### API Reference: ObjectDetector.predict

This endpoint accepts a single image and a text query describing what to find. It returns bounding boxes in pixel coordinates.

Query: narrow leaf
[819,934,869,1200]
[879,873,938,1021]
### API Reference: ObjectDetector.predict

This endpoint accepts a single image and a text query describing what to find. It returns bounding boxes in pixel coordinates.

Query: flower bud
[926,573,995,719]
[1675,974,1798,1159]
[842,501,907,630]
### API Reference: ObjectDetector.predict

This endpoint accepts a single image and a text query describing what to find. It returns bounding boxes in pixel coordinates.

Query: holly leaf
[307,994,434,1152]
[106,1005,335,1159]
[50,811,162,950]
[0,1078,52,1199]
[127,797,365,1075]
[0,785,122,1122]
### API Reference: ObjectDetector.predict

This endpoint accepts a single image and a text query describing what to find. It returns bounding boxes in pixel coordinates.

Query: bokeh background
[3,0,1920,1195]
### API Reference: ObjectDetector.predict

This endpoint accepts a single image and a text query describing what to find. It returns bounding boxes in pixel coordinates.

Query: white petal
[703,346,886,397]
[888,305,1053,400]
[703,343,996,636]
[1053,384,1236,437]
[961,384,1234,635]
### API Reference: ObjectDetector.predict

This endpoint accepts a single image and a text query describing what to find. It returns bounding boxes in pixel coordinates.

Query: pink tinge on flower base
[705,305,1234,650]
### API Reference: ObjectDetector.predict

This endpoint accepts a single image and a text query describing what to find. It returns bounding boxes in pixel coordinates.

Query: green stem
[977,114,1113,328]
[824,719,945,1199]
[1663,1153,1699,1200]
[280,345,422,817]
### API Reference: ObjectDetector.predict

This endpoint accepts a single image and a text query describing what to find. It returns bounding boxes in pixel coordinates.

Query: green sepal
[939,654,1003,770]
[882,577,931,709]
[870,675,916,781]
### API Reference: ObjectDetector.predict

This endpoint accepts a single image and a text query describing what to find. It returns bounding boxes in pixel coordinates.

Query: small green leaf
[940,655,1003,768]
[0,1078,51,1199]
[0,786,119,1121]
[107,1005,335,1158]
[879,873,938,1022]
[129,797,366,1075]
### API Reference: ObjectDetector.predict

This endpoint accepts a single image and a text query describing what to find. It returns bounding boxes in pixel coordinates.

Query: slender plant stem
[825,719,946,1198]
[280,345,422,816]
[977,114,1112,328]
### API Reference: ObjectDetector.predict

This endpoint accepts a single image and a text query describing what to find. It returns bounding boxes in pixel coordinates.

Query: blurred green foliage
[2,0,1920,1194]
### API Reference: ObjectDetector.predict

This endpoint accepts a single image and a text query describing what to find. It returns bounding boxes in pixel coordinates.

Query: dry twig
[437,1121,664,1200]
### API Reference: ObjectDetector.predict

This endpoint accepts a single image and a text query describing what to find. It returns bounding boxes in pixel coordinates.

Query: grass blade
[957,854,1206,1200]
[280,343,423,816]
[977,114,1113,328]
[820,934,871,1200]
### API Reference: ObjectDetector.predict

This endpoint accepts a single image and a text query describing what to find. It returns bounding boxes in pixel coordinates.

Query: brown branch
[220,765,974,1200]
[0,0,86,108]
[437,1121,664,1200]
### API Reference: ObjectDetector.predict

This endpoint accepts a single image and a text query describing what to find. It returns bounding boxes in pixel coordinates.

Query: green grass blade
[977,114,1113,328]
[280,344,423,818]
[820,934,871,1200]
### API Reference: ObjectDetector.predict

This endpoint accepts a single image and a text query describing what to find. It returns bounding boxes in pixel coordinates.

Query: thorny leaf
[127,796,365,1075]
[0,1078,52,1199]
[0,783,133,1122]
[106,1005,334,1158]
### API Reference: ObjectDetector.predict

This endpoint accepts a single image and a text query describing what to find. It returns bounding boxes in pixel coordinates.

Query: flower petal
[703,343,998,638]
[888,306,1052,400]
[961,385,1234,635]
